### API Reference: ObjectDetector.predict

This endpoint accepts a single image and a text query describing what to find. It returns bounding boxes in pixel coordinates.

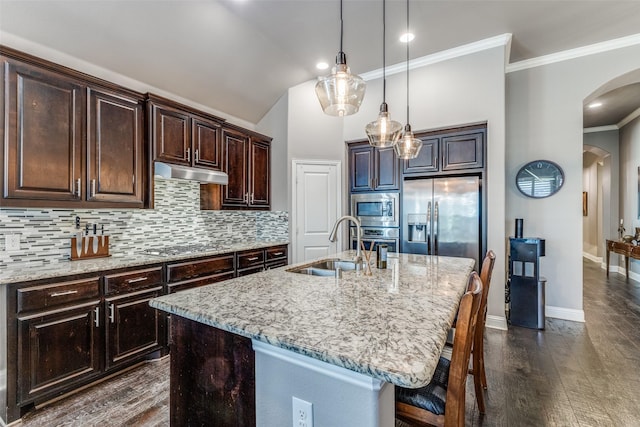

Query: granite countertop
[150,251,475,388]
[0,240,289,284]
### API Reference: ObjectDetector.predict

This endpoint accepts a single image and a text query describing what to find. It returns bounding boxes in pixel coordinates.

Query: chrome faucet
[329,215,362,263]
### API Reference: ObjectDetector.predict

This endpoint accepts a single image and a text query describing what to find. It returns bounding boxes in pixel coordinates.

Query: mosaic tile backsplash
[0,178,288,269]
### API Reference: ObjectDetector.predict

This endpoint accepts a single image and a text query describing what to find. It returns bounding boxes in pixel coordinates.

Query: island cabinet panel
[17,300,102,404]
[170,316,255,427]
[87,87,144,205]
[348,143,399,192]
[3,59,84,202]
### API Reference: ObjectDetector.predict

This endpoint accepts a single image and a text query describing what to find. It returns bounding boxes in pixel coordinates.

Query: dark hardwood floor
[21,258,640,426]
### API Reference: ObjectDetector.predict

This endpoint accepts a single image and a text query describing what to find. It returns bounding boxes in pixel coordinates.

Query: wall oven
[351,227,400,253]
[350,193,399,228]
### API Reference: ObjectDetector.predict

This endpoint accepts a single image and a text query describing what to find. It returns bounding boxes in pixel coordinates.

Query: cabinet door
[17,301,101,403]
[222,128,249,207]
[374,147,399,190]
[3,60,84,202]
[192,117,222,170]
[87,88,144,205]
[249,139,270,208]
[403,137,439,175]
[105,287,165,370]
[151,103,190,166]
[442,131,484,171]
[350,145,374,192]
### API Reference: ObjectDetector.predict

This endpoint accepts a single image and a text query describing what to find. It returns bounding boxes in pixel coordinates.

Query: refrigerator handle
[426,201,432,255]
[434,201,439,255]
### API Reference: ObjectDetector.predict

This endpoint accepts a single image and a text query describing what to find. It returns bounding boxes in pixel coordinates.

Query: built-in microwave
[350,192,399,228]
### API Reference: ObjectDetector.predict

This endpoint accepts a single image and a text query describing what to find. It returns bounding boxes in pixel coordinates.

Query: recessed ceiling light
[400,32,415,43]
[588,102,603,108]
[316,62,329,70]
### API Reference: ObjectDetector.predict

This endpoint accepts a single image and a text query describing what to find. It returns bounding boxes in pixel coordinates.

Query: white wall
[620,115,640,274]
[344,47,508,327]
[506,44,640,321]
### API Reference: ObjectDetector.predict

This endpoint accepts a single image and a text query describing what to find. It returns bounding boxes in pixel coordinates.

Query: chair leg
[477,335,487,390]
[472,348,486,414]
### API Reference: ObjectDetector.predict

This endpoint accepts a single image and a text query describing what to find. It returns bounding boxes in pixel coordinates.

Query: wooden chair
[445,250,496,414]
[396,272,483,427]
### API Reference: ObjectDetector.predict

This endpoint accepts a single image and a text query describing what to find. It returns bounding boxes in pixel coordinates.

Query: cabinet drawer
[104,266,163,295]
[167,272,235,294]
[167,255,234,283]
[237,265,264,277]
[237,249,265,269]
[265,245,287,261]
[265,259,287,270]
[17,277,101,314]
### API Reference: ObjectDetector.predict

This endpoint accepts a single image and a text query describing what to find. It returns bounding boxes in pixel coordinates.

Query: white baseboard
[545,305,585,322]
[603,264,640,282]
[582,252,602,263]
[486,315,508,331]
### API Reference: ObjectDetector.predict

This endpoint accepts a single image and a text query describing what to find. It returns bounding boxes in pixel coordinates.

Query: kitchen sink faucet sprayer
[329,215,362,264]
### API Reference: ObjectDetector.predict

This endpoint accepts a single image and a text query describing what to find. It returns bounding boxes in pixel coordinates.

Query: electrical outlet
[5,234,21,251]
[292,397,313,427]
[227,224,233,233]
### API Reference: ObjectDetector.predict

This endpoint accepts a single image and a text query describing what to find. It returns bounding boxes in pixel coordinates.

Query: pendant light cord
[382,0,387,103]
[405,0,410,124]
[340,0,344,53]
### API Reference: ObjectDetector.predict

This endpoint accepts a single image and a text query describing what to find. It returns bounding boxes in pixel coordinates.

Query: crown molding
[583,125,618,133]
[360,33,512,81]
[618,106,640,128]
[507,33,640,73]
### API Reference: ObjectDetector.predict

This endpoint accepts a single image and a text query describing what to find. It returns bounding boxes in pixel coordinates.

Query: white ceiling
[1,0,640,124]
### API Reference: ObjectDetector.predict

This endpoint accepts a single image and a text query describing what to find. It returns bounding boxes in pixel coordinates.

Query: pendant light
[365,0,402,148]
[315,0,366,117]
[394,0,422,159]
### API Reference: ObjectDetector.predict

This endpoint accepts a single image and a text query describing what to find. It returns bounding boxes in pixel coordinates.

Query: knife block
[71,235,110,260]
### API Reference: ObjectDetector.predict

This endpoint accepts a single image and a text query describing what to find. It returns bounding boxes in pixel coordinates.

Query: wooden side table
[606,239,640,281]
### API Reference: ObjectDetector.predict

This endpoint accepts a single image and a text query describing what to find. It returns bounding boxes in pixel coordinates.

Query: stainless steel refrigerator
[402,176,482,268]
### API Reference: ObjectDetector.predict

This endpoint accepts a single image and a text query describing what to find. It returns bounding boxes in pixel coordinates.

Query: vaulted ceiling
[1,0,639,124]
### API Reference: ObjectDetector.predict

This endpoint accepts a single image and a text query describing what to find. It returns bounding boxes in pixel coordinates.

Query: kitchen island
[150,251,474,426]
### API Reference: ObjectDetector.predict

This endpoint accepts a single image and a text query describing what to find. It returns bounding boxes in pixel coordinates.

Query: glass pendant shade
[315,53,366,117]
[394,124,422,159]
[365,102,403,148]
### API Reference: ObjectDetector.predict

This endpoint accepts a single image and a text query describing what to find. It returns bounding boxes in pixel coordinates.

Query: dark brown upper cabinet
[148,94,223,171]
[402,124,486,176]
[348,142,399,192]
[220,127,271,210]
[1,48,146,208]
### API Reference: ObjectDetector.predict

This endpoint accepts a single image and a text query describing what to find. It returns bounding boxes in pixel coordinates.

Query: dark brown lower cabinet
[17,300,102,404]
[105,286,164,370]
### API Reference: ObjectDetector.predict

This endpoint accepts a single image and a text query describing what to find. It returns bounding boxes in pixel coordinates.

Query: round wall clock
[515,160,565,198]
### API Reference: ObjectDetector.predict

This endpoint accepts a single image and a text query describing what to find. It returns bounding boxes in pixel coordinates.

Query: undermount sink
[286,258,362,277]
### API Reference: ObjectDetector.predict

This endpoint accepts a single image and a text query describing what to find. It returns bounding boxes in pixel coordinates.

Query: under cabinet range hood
[154,162,228,185]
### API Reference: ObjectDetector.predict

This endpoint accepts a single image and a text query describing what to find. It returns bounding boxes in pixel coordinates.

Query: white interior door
[292,160,341,264]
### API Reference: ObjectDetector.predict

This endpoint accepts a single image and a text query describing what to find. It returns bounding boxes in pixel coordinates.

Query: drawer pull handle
[94,307,100,328]
[127,276,148,284]
[109,303,115,323]
[50,290,78,297]
[247,257,259,261]
[272,252,284,256]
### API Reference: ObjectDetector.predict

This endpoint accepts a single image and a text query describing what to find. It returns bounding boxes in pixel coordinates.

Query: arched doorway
[583,69,640,280]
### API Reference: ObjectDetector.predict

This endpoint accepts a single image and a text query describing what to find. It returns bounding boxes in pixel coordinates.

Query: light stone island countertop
[0,240,289,284]
[150,251,475,388]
